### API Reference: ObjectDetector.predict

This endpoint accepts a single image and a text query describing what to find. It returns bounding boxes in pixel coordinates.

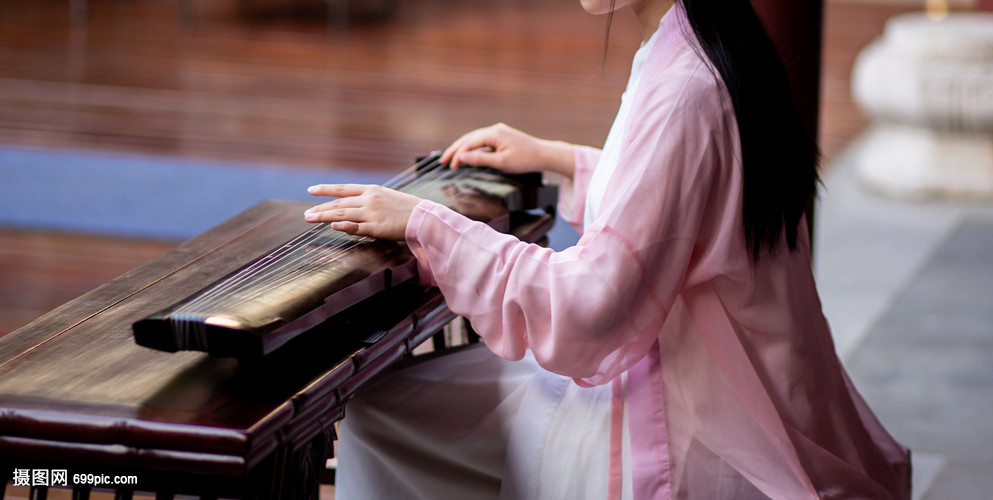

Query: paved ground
[814,137,993,500]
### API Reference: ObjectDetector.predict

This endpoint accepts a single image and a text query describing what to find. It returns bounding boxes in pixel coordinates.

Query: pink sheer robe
[403,5,911,499]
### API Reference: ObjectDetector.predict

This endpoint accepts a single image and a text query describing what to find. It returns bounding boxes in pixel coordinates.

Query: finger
[440,136,467,166]
[441,131,481,167]
[307,183,368,198]
[457,149,504,170]
[304,206,365,223]
[306,196,364,214]
[441,126,490,166]
[302,200,358,222]
[445,132,498,169]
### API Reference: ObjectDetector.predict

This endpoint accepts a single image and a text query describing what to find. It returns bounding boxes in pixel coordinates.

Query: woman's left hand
[304,184,423,241]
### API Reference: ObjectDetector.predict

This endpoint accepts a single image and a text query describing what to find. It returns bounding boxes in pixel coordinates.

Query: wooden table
[0,200,553,499]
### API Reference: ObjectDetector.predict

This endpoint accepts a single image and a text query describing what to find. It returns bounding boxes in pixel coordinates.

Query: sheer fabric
[336,345,535,500]
[341,3,911,498]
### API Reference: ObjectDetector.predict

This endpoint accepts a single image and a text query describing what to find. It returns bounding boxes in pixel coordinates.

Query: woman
[304,0,912,497]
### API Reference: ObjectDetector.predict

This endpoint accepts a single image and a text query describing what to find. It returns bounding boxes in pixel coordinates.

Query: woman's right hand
[440,123,576,178]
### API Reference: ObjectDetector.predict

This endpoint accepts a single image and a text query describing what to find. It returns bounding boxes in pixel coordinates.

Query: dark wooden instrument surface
[0,199,553,480]
[131,160,557,359]
[0,201,335,475]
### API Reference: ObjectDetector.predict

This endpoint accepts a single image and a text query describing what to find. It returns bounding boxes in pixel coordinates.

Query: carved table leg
[273,423,337,499]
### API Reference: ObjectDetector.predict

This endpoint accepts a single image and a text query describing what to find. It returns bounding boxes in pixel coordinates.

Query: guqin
[133,153,558,358]
[0,153,558,499]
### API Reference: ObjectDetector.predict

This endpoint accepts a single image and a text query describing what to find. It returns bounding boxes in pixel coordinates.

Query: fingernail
[307,185,320,193]
[304,210,316,220]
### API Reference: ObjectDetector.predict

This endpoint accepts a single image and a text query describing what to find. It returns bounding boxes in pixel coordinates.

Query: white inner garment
[584,25,662,228]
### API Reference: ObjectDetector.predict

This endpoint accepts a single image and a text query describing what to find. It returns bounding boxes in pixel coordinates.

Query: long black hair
[607,0,820,261]
[682,0,820,261]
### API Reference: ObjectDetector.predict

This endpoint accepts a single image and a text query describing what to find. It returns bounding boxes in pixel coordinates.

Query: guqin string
[168,155,486,347]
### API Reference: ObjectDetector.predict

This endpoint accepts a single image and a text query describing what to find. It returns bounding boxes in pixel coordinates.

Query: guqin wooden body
[133,153,558,358]
[0,155,558,498]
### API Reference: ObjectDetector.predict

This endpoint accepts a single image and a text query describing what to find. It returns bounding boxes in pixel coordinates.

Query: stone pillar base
[852,12,993,202]
[856,124,993,201]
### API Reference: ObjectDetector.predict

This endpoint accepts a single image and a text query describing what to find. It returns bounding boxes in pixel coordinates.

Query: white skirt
[335,344,623,500]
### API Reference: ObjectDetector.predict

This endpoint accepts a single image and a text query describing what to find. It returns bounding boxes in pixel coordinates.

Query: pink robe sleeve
[405,58,735,386]
[557,145,600,234]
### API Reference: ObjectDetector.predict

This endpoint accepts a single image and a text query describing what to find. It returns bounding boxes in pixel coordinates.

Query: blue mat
[0,145,394,240]
[0,144,578,250]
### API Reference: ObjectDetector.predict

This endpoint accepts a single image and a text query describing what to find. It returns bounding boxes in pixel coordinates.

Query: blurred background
[1,0,992,498]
